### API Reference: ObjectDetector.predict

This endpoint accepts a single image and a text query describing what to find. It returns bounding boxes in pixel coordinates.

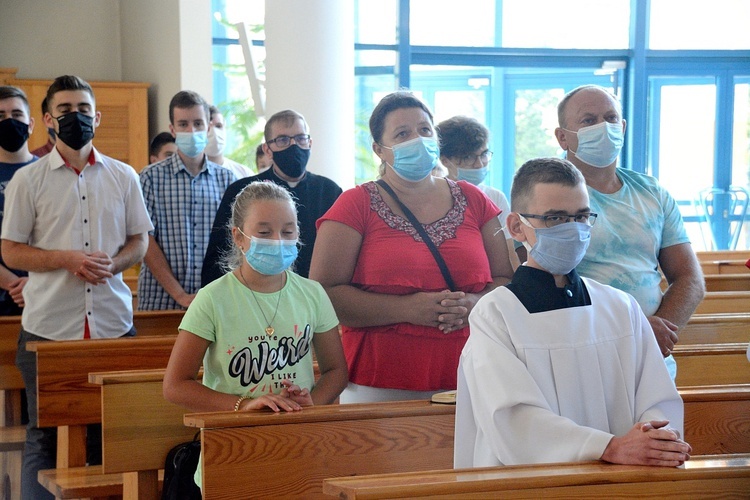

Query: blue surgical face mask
[238,229,298,275]
[457,166,489,186]
[564,121,623,168]
[175,130,208,158]
[520,217,591,275]
[382,136,439,182]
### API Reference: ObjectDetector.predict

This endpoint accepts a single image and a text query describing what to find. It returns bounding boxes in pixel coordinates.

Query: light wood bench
[0,316,25,500]
[694,291,750,314]
[673,343,750,386]
[682,313,750,345]
[184,400,456,499]
[704,273,750,292]
[682,384,750,456]
[322,453,750,499]
[28,336,177,469]
[38,369,192,499]
[696,250,750,262]
[701,260,750,275]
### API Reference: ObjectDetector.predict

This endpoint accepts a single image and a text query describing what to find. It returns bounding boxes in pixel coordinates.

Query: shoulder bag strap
[376,179,456,290]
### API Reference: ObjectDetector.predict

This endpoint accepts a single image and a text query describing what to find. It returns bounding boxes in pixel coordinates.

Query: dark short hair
[149,132,175,157]
[45,75,95,109]
[169,90,209,124]
[0,85,30,114]
[511,157,585,212]
[255,143,264,158]
[436,116,489,159]
[369,91,433,144]
[557,84,621,128]
[209,105,221,120]
[264,109,307,141]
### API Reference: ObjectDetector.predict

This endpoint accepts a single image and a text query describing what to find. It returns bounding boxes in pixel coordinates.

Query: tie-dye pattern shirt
[575,168,689,317]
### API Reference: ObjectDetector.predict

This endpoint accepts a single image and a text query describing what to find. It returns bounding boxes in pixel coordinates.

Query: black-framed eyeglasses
[519,213,598,228]
[266,134,311,150]
[457,150,493,166]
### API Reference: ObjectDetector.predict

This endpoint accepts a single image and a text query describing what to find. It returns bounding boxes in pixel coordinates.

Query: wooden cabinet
[1,68,150,171]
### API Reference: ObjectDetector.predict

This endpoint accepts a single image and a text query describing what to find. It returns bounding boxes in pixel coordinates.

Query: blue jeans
[15,327,135,500]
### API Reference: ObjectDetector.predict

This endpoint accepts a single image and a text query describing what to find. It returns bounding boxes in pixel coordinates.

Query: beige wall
[0,0,213,152]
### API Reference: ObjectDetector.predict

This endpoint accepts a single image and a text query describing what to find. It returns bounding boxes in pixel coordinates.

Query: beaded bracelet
[234,395,251,412]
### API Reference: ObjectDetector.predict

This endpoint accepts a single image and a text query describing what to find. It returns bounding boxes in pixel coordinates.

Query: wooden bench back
[673,343,750,386]
[0,316,24,392]
[704,273,750,292]
[185,400,456,499]
[28,336,177,428]
[132,309,184,336]
[322,453,750,499]
[89,369,195,474]
[701,260,750,275]
[682,384,750,455]
[694,291,750,314]
[696,250,750,262]
[682,313,750,345]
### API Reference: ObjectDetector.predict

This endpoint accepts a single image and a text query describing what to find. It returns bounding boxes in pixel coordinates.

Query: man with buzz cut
[1,74,153,500]
[138,90,237,310]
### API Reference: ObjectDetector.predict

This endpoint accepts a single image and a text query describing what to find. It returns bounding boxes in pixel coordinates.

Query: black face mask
[0,118,30,153]
[54,112,95,151]
[272,145,310,179]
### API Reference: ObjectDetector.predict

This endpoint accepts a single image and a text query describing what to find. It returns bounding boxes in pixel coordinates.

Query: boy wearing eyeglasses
[454,157,690,469]
[202,109,342,283]
[138,91,238,310]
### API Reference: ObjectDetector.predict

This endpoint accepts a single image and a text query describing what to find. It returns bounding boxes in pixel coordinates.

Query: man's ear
[506,212,527,242]
[554,127,568,150]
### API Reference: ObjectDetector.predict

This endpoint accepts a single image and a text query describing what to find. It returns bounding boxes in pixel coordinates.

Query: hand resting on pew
[601,419,692,467]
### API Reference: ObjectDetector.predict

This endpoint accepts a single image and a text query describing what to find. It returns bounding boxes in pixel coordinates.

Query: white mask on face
[565,121,624,168]
[205,126,226,157]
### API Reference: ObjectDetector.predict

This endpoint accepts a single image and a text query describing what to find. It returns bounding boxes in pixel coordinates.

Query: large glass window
[732,78,750,249]
[410,0,496,46]
[650,0,750,50]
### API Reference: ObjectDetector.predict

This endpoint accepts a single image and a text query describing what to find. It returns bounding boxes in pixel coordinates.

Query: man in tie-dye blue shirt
[554,85,705,380]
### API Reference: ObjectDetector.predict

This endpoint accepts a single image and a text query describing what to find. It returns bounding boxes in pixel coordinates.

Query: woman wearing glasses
[436,115,520,269]
[310,91,514,403]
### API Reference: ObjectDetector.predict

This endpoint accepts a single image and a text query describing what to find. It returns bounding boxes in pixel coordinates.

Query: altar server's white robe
[454,277,683,468]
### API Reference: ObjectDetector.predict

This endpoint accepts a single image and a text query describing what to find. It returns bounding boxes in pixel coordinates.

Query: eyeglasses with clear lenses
[457,150,493,166]
[519,213,598,228]
[266,134,311,150]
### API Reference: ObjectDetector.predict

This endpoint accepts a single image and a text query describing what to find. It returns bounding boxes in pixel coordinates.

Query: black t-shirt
[201,168,342,285]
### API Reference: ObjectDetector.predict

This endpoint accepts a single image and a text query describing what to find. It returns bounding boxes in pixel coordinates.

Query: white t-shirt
[478,184,511,239]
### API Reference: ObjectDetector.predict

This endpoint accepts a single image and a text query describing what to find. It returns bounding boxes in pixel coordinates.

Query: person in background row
[164,181,347,493]
[436,115,520,270]
[1,75,152,500]
[29,97,55,158]
[310,91,514,403]
[202,109,342,283]
[138,91,237,310]
[148,131,177,165]
[255,143,271,172]
[0,85,36,315]
[455,157,689,469]
[554,85,705,379]
[206,105,254,179]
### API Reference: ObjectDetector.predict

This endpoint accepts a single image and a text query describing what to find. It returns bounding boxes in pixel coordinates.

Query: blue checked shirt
[138,154,237,310]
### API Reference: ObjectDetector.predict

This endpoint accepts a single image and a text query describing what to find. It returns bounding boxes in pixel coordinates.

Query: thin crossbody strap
[376,179,456,290]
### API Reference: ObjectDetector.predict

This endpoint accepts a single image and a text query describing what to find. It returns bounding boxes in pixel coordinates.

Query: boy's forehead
[529,182,589,212]
[270,118,306,137]
[173,105,207,121]
[50,89,94,108]
[0,97,29,115]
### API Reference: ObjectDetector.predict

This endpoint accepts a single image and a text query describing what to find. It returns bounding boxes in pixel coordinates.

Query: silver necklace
[239,266,283,336]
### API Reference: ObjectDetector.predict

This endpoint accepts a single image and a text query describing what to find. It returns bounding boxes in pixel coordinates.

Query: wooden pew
[673,343,750,387]
[0,316,26,500]
[184,400,456,499]
[682,384,750,456]
[682,313,750,345]
[28,335,177,469]
[38,369,193,500]
[322,453,750,499]
[696,250,750,262]
[704,273,750,292]
[694,291,750,314]
[131,310,184,337]
[701,260,750,275]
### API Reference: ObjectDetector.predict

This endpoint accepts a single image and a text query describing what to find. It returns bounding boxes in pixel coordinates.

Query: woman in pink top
[310,91,514,403]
